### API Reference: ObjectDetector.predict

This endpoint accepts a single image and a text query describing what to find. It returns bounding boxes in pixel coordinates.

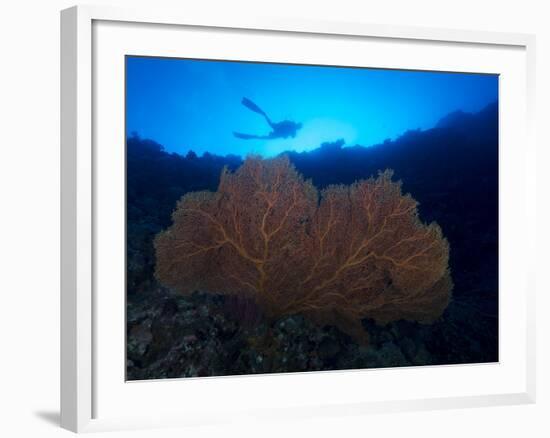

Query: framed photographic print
[61,5,536,433]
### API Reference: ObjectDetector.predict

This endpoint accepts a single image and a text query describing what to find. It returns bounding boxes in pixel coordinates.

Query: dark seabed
[126,103,498,380]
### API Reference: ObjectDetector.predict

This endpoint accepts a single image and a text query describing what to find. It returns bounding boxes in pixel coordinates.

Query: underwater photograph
[125,56,499,380]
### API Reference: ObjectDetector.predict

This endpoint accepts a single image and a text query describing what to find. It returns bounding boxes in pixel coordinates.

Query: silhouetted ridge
[436,110,473,129]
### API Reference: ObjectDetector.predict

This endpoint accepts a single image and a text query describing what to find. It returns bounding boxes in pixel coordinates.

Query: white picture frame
[60,4,537,433]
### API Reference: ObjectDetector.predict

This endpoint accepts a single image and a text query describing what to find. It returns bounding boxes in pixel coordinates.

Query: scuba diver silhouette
[233,98,303,140]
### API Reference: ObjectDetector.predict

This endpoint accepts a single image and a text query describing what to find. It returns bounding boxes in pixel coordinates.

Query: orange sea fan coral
[154,156,452,343]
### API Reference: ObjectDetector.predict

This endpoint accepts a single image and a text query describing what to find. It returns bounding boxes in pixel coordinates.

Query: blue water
[126,56,498,157]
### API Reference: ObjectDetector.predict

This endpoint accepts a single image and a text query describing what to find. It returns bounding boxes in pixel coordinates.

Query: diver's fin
[241,98,266,116]
[241,97,273,126]
[233,131,265,140]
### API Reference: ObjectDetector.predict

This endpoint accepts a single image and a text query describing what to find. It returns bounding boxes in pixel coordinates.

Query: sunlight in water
[258,118,358,157]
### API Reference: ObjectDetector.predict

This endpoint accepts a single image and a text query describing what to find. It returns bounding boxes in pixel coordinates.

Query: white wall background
[0,1,547,436]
